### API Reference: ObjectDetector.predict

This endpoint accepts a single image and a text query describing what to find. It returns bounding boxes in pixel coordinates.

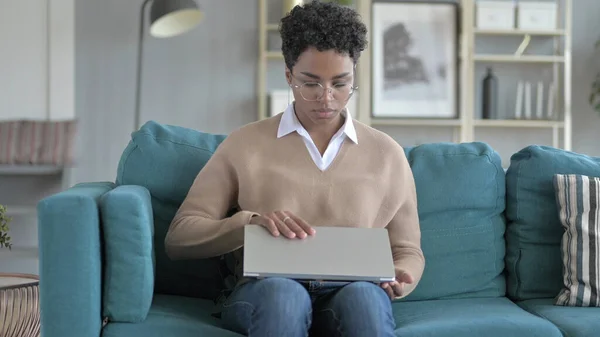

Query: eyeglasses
[290,75,357,102]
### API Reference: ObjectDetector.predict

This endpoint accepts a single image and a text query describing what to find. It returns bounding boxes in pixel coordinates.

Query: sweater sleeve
[386,149,425,298]
[165,139,258,260]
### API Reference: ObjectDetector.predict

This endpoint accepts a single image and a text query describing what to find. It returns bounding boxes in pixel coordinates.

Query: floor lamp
[134,0,203,131]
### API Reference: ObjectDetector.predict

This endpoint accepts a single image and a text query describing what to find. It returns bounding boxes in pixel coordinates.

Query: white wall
[49,0,75,120]
[0,0,75,275]
[0,0,47,120]
[0,0,75,121]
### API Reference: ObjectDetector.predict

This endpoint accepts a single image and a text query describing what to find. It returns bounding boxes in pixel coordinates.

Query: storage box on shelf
[518,2,558,31]
[476,1,516,30]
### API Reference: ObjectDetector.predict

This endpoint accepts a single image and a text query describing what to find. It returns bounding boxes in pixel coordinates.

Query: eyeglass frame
[288,70,358,102]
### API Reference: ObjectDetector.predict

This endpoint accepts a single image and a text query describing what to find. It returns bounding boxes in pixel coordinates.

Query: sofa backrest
[115,121,508,301]
[504,145,600,301]
[116,121,227,300]
[402,142,506,301]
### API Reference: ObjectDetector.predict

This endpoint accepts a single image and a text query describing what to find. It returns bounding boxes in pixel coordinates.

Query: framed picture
[371,1,459,118]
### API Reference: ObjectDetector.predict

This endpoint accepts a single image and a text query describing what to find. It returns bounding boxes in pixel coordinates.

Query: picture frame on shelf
[371,1,459,119]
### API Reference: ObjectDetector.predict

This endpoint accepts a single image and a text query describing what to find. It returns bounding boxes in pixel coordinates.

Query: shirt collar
[277,103,358,144]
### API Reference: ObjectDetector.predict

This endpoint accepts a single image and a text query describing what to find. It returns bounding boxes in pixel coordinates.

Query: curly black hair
[279,1,368,71]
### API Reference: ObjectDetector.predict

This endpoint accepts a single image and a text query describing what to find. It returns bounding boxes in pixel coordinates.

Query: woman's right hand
[249,211,316,239]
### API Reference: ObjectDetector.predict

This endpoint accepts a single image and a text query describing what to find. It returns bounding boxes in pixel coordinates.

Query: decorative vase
[482,67,498,119]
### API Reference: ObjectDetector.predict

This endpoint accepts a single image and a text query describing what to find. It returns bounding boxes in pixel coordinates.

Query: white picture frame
[372,2,458,118]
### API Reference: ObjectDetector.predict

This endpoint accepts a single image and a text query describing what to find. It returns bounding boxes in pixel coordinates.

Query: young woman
[165,2,424,336]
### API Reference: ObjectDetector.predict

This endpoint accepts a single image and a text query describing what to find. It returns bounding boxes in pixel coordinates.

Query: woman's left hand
[380,270,414,300]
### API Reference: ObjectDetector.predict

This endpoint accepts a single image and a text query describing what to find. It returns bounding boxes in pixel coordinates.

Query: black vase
[482,67,498,119]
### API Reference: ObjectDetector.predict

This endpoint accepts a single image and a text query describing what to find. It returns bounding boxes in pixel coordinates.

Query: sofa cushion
[505,146,600,301]
[116,121,227,300]
[100,185,155,323]
[401,142,506,301]
[519,298,600,337]
[101,295,242,337]
[392,297,562,337]
[553,174,600,307]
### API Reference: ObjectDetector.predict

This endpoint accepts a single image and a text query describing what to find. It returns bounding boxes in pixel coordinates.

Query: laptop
[243,225,396,282]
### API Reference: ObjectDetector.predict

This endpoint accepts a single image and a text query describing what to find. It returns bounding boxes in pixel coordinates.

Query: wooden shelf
[4,206,37,216]
[474,29,566,36]
[0,246,39,258]
[0,165,63,175]
[371,118,462,127]
[473,55,564,63]
[265,51,284,60]
[474,119,564,128]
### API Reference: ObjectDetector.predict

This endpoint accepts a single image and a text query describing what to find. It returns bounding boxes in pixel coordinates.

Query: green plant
[0,204,12,249]
[590,39,600,115]
[591,75,600,114]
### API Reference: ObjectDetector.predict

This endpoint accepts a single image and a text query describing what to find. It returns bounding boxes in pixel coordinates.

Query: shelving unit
[0,165,63,176]
[371,119,462,127]
[257,0,282,121]
[0,165,64,274]
[0,164,65,275]
[255,0,572,153]
[474,28,566,36]
[5,206,38,216]
[474,119,564,128]
[472,55,565,63]
[464,0,572,151]
[0,165,64,216]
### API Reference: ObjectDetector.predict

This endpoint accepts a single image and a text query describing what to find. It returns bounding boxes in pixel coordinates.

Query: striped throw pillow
[553,174,600,307]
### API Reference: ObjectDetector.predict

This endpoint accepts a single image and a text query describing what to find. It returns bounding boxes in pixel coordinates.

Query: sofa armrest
[100,185,155,323]
[38,182,116,337]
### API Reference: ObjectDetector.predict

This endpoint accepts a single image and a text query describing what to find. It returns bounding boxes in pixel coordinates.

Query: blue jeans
[221,277,396,337]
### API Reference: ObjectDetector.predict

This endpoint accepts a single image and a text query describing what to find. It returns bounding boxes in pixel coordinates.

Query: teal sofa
[37,121,600,337]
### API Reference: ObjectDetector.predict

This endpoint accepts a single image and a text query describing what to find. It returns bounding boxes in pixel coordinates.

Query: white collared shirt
[277,103,358,171]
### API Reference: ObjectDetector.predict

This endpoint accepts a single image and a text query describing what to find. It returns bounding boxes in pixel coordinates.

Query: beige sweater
[165,114,425,297]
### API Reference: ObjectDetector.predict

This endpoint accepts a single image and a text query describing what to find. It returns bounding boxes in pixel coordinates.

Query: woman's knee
[331,281,392,314]
[311,282,395,337]
[255,277,311,312]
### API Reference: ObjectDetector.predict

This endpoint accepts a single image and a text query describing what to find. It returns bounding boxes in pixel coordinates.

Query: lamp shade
[149,0,202,38]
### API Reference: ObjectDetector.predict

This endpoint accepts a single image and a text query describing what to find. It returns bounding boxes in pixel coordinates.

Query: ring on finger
[282,216,291,223]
